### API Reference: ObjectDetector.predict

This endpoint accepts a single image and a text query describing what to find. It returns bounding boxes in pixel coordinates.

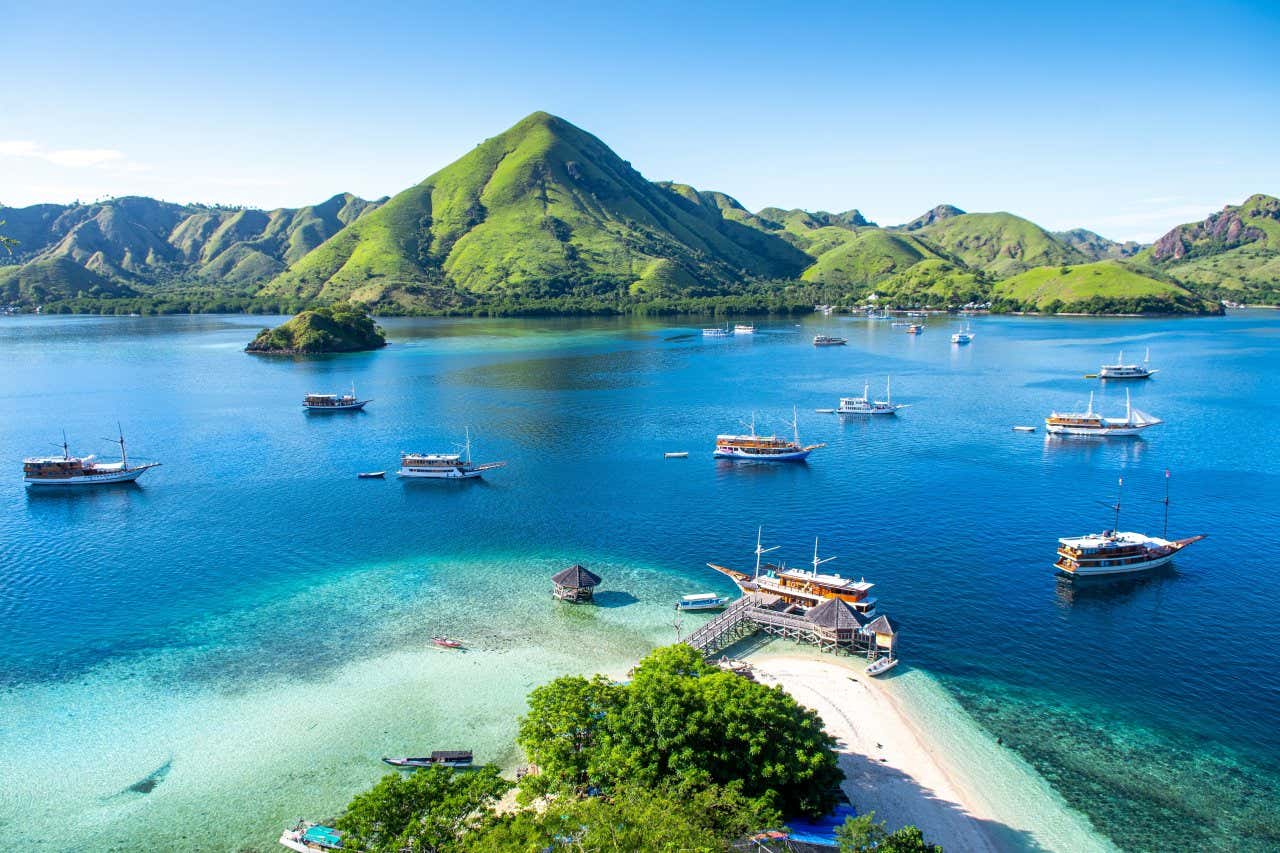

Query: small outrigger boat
[866,656,899,677]
[664,451,689,459]
[675,593,730,612]
[383,750,473,769]
[357,471,385,479]
[432,636,463,648]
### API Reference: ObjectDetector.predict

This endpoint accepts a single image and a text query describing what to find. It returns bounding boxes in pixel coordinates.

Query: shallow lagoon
[2,311,1278,851]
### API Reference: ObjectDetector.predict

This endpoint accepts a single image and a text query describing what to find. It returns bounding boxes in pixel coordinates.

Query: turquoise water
[1,311,1278,851]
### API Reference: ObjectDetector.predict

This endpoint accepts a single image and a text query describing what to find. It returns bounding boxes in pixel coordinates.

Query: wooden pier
[684,594,896,659]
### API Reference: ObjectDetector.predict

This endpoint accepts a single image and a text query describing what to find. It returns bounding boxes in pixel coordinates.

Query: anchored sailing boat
[837,377,907,416]
[714,409,825,461]
[1055,473,1205,577]
[1099,348,1157,380]
[1045,390,1160,436]
[708,528,878,616]
[303,382,370,411]
[23,428,161,487]
[397,428,506,479]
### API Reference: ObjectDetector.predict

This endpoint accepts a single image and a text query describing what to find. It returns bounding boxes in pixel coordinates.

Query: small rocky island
[245,306,387,354]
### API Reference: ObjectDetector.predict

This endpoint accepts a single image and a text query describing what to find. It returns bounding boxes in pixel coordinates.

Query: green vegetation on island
[245,305,386,354]
[327,644,939,852]
[2,112,1270,317]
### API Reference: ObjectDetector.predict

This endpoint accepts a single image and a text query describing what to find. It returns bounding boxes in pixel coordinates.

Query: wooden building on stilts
[551,564,602,603]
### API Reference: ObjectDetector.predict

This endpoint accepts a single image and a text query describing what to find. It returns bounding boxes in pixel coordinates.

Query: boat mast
[811,537,837,577]
[464,427,472,466]
[103,422,127,469]
[1163,469,1171,538]
[753,526,779,580]
[1111,476,1123,532]
[1087,391,1095,417]
[59,430,70,460]
[792,406,800,445]
[886,376,892,406]
[1125,389,1132,424]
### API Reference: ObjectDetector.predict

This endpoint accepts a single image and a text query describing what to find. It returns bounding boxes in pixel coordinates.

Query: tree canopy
[334,764,510,853]
[517,644,842,817]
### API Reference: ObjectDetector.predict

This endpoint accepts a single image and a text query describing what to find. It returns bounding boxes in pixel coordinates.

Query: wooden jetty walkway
[684,594,896,659]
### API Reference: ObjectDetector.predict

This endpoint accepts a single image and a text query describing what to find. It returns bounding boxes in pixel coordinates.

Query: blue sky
[2,0,1277,241]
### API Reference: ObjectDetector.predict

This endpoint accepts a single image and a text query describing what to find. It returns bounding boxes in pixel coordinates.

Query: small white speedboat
[675,593,730,612]
[866,657,899,677]
[814,408,835,414]
[1012,426,1036,433]
[664,451,689,459]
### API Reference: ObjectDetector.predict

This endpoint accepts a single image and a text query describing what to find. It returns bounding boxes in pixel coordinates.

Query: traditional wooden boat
[382,750,473,768]
[303,383,369,411]
[398,428,506,479]
[715,410,824,462]
[709,528,877,616]
[1045,390,1160,437]
[23,429,160,487]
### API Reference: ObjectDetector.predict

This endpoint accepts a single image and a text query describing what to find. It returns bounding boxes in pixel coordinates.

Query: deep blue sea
[1,311,1278,851]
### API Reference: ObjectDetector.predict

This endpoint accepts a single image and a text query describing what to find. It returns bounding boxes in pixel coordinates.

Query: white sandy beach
[747,653,1113,853]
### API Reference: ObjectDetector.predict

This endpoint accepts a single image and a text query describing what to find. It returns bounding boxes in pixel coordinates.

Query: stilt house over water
[552,564,602,603]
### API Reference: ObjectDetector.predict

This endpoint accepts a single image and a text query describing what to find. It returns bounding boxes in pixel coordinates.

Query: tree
[0,220,16,255]
[836,812,942,852]
[517,644,842,817]
[334,765,511,853]
[463,781,781,852]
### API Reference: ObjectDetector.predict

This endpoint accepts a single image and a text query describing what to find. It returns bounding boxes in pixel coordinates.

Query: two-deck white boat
[398,429,506,479]
[837,378,907,416]
[23,429,160,487]
[1099,348,1158,380]
[1044,390,1160,436]
[303,383,369,411]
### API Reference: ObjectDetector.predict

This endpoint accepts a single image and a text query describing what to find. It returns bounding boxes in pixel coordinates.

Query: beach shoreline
[744,652,1114,853]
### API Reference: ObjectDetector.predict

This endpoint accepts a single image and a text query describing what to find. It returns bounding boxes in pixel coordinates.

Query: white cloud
[0,140,132,169]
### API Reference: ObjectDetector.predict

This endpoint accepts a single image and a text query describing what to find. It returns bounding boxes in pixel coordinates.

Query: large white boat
[733,323,756,335]
[1099,348,1157,380]
[708,528,878,616]
[1044,390,1160,436]
[837,377,906,416]
[303,383,369,411]
[1056,475,1204,577]
[23,430,160,487]
[397,429,506,479]
[714,410,824,462]
[951,324,974,344]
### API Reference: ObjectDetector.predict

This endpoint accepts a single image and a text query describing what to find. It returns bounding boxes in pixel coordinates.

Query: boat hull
[1044,424,1153,437]
[714,447,812,461]
[398,468,485,479]
[303,401,368,411]
[25,465,157,486]
[1056,552,1175,576]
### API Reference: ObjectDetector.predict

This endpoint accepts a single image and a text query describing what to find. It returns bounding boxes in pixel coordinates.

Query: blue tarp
[302,825,342,848]
[786,803,858,846]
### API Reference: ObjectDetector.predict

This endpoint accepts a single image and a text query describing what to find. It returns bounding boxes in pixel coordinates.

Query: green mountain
[873,259,984,307]
[991,260,1219,314]
[1140,194,1280,303]
[1052,228,1144,261]
[0,193,381,303]
[800,230,945,288]
[260,112,810,310]
[897,204,965,231]
[910,211,1086,277]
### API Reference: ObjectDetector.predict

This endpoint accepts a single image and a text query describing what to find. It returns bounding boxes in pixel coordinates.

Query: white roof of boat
[774,568,873,591]
[681,592,724,601]
[403,453,462,461]
[1059,531,1170,548]
[716,434,782,442]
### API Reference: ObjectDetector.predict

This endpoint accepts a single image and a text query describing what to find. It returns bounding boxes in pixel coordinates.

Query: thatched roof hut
[805,597,867,640]
[864,614,898,650]
[552,563,602,603]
